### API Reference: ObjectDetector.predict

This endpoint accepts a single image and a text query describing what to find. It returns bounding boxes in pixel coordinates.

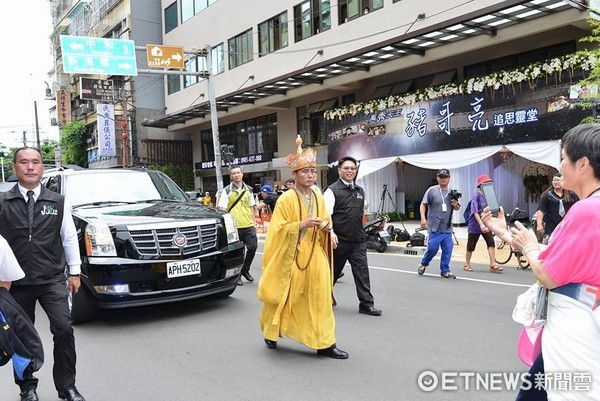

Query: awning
[356,140,560,181]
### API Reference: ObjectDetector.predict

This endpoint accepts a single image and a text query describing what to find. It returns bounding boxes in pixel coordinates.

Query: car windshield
[64,171,190,207]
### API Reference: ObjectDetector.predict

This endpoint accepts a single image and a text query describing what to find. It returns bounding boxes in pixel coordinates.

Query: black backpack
[386,225,410,242]
[409,229,426,247]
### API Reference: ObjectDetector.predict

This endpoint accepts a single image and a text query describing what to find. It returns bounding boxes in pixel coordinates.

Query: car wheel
[70,286,98,324]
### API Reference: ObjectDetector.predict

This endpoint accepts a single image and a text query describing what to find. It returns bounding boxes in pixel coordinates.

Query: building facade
[145,0,595,210]
[48,0,194,188]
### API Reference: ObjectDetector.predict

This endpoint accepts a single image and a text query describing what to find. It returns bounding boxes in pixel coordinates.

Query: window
[181,0,208,23]
[228,29,254,69]
[464,42,576,79]
[167,70,181,95]
[259,12,289,56]
[294,0,331,42]
[165,2,178,33]
[297,98,337,146]
[339,0,382,24]
[341,93,356,106]
[211,43,225,75]
[200,114,278,161]
[184,56,208,88]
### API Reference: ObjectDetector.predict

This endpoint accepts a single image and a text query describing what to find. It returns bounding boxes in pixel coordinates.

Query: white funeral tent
[355,140,561,224]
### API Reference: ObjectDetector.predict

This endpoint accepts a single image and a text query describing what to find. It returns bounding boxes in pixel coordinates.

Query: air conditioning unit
[50,118,58,126]
[79,104,90,115]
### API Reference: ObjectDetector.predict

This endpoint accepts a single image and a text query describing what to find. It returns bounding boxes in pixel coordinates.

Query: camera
[448,189,462,201]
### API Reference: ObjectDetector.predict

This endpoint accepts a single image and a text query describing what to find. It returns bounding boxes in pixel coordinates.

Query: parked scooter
[364,217,390,253]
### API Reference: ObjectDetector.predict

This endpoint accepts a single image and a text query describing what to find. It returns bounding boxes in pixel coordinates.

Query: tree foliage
[148,163,195,191]
[40,139,58,163]
[575,17,600,123]
[59,121,88,167]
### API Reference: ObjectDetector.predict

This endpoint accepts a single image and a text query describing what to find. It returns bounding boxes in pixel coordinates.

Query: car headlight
[84,222,117,256]
[223,213,239,244]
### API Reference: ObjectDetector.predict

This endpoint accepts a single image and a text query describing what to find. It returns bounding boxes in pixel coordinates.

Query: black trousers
[0,288,44,390]
[238,226,258,272]
[10,282,77,393]
[333,241,375,307]
[515,354,547,401]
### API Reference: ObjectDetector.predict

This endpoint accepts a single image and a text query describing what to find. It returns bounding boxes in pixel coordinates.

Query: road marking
[368,266,531,287]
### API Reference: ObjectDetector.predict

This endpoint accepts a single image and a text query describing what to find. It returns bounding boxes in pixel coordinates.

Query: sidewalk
[255,219,518,268]
[383,220,518,268]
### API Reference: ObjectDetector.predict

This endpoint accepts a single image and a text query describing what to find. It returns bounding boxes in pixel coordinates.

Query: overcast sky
[1,1,58,149]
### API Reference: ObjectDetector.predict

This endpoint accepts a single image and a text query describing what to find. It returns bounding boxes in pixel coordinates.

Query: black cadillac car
[40,167,245,323]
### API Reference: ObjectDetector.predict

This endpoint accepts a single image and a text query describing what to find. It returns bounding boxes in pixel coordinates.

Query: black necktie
[27,191,35,235]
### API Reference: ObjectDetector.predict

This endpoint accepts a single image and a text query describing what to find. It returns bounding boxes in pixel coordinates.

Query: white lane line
[256,251,530,287]
[368,266,531,287]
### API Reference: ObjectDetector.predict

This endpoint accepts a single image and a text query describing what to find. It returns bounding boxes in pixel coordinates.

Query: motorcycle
[364,217,390,253]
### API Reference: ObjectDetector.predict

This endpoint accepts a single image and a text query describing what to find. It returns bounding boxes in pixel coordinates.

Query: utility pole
[205,46,225,194]
[34,100,41,149]
[121,97,128,167]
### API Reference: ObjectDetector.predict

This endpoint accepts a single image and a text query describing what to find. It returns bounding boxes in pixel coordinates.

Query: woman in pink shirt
[484,123,600,401]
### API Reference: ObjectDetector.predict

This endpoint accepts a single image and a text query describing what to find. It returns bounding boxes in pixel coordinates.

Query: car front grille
[128,221,219,256]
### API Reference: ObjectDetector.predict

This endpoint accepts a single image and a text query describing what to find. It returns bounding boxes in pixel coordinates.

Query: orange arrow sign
[145,44,185,69]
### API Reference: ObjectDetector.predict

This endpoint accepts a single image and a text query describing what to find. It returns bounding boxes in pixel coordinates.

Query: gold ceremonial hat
[286,135,316,172]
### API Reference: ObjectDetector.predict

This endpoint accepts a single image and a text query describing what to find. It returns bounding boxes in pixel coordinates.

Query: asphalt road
[0,246,536,401]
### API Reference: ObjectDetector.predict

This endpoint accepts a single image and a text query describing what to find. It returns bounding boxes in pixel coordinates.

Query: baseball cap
[476,174,493,187]
[437,168,450,177]
[261,185,274,194]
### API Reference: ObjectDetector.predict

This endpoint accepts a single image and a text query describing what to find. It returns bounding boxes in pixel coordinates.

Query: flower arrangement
[522,162,556,202]
[323,50,600,121]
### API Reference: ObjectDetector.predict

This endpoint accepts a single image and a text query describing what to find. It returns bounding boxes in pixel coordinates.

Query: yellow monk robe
[258,188,335,350]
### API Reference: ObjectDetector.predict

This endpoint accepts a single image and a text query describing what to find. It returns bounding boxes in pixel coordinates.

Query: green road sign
[60,35,138,76]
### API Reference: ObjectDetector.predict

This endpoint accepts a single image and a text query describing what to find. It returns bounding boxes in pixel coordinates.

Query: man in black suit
[0,147,85,401]
[323,156,382,316]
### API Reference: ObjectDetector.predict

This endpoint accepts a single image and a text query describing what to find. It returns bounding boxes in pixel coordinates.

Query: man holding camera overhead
[417,169,461,279]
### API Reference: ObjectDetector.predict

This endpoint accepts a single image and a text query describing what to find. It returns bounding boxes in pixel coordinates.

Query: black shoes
[20,389,39,401]
[58,388,86,401]
[264,339,277,349]
[236,277,243,286]
[359,305,382,316]
[317,344,349,359]
[241,270,254,282]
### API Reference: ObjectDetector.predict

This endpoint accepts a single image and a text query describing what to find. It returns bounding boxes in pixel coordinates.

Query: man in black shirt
[0,147,85,401]
[257,185,279,214]
[324,156,382,316]
[536,173,578,240]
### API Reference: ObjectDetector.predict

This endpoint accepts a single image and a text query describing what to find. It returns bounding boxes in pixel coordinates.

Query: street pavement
[259,219,520,270]
[0,227,534,401]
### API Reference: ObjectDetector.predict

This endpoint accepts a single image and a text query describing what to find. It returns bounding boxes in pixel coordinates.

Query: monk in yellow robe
[258,136,348,359]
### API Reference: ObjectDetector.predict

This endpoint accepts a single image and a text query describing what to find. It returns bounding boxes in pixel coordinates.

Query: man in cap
[417,169,461,278]
[256,185,279,214]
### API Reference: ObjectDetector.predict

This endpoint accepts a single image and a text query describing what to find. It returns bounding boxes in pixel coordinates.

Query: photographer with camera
[417,169,461,279]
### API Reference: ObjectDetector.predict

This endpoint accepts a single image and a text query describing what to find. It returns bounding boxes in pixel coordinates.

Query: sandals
[463,264,473,272]
[489,265,504,273]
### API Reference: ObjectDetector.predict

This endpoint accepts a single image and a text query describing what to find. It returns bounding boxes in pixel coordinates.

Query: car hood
[72,201,224,227]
